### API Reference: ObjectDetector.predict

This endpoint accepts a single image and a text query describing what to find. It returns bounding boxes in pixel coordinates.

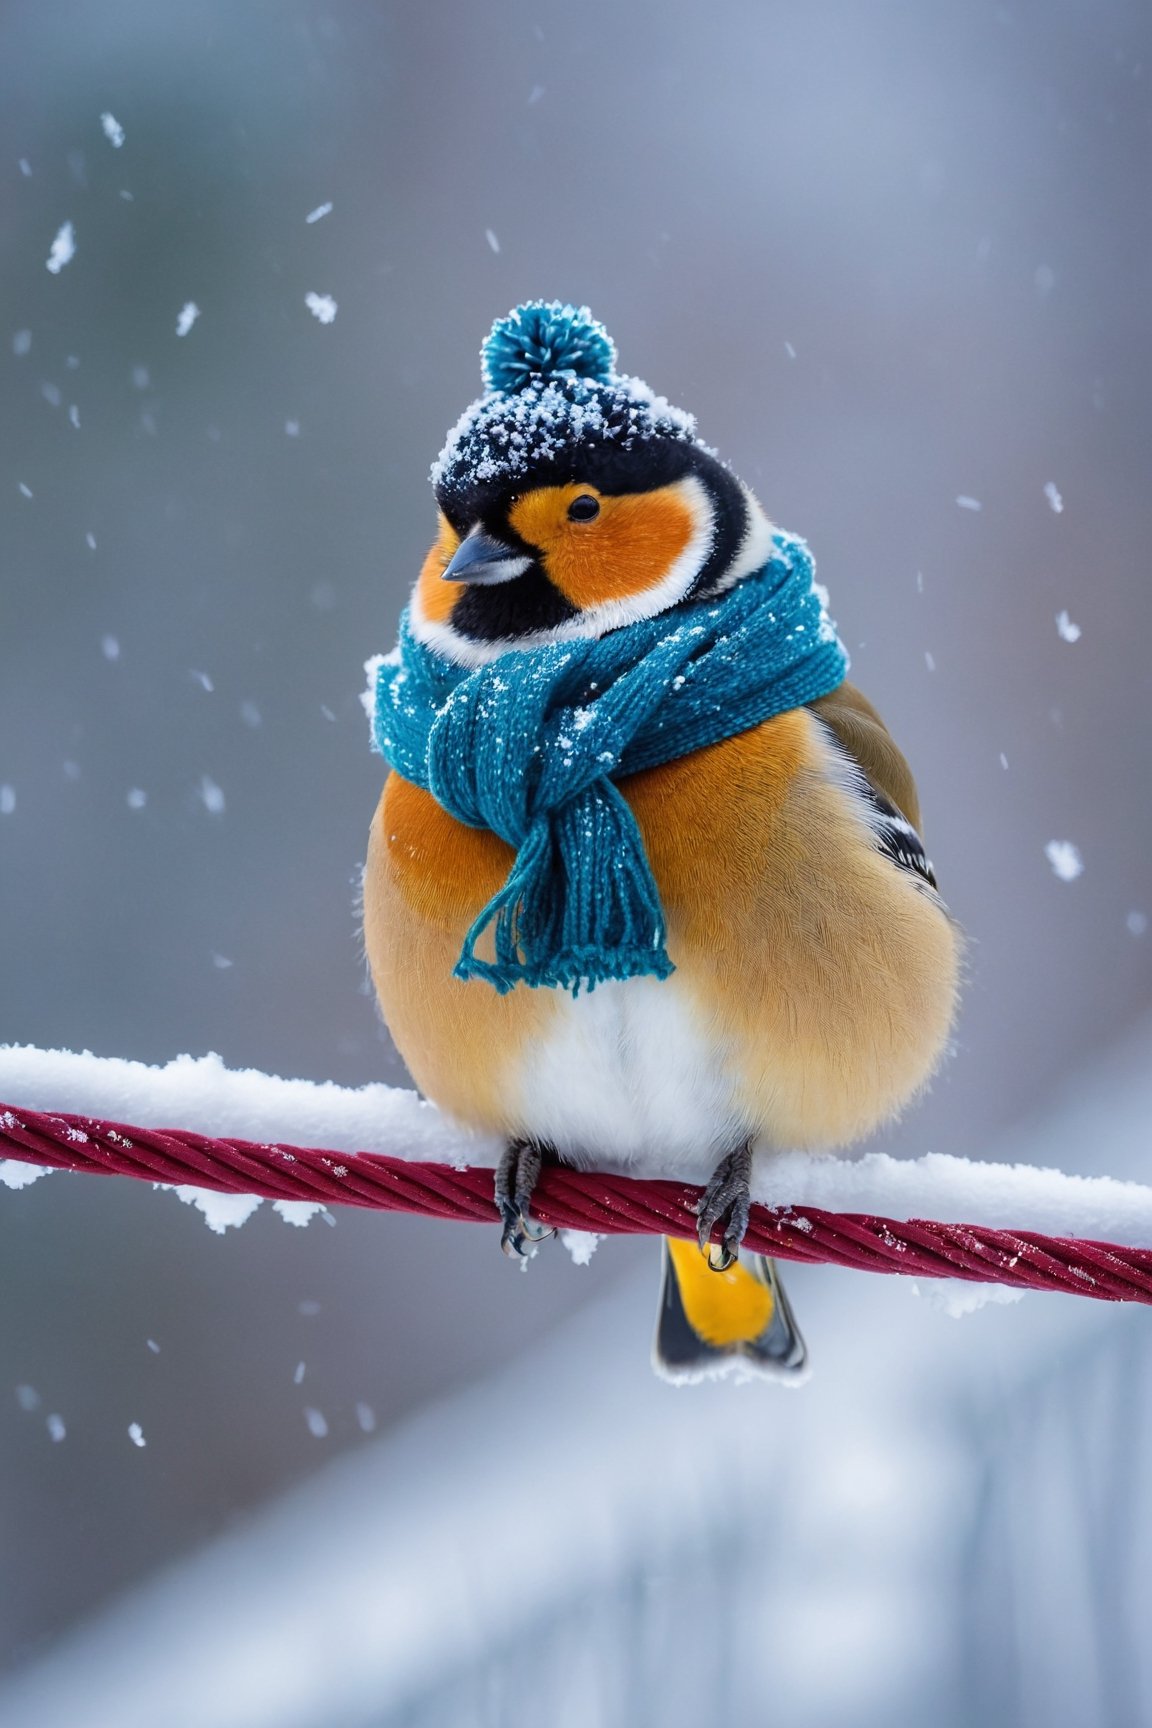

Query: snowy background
[1,0,1151,1720]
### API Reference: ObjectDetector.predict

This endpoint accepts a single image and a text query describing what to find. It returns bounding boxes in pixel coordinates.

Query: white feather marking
[514,976,750,1178]
[701,485,776,596]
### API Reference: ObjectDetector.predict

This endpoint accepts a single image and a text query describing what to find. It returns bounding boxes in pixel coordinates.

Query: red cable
[3,1101,1151,1303]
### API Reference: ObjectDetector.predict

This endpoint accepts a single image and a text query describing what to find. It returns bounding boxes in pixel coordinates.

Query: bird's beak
[441,527,532,586]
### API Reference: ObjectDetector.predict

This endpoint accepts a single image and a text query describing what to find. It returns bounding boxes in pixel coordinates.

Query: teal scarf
[373,531,848,995]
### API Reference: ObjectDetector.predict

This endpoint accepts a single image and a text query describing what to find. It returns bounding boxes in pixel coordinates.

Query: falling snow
[955,495,982,512]
[46,1414,67,1442]
[305,292,338,325]
[13,328,31,356]
[485,228,501,253]
[1044,481,1064,514]
[128,1422,147,1447]
[175,302,200,337]
[304,1408,329,1438]
[0,785,15,815]
[199,776,226,815]
[1045,840,1083,882]
[102,635,120,661]
[305,201,333,223]
[100,112,126,148]
[45,221,76,274]
[1127,911,1148,938]
[1055,610,1081,643]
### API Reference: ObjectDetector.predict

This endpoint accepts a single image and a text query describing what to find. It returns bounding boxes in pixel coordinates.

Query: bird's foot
[696,1141,753,1271]
[495,1139,555,1259]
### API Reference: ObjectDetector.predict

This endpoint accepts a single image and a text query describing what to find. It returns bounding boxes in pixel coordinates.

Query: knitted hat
[431,301,702,495]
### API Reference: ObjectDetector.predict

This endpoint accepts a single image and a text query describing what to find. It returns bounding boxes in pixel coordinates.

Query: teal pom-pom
[481,301,617,394]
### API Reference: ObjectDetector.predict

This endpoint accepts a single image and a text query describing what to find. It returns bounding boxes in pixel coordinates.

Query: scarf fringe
[454,945,677,997]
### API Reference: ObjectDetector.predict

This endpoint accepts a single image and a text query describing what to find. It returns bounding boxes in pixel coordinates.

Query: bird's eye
[567,494,600,523]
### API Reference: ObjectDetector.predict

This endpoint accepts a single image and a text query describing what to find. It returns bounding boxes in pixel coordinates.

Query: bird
[363,301,961,1381]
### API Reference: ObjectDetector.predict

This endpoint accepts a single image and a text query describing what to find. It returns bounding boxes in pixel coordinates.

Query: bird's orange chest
[378,773,514,931]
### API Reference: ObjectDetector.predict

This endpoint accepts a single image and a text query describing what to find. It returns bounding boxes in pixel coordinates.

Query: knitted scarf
[373,531,848,995]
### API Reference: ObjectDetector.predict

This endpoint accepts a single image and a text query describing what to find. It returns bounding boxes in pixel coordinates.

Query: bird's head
[410,302,776,665]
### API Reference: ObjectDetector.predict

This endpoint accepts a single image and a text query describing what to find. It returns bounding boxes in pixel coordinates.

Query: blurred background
[1,0,1150,1720]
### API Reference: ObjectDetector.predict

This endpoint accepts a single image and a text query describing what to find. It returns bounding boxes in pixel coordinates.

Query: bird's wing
[808,682,939,891]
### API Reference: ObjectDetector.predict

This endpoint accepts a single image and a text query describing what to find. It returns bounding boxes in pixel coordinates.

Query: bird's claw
[495,1139,555,1259]
[696,1141,753,1272]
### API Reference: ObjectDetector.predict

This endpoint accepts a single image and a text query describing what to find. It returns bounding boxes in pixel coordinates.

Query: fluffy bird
[364,302,960,1380]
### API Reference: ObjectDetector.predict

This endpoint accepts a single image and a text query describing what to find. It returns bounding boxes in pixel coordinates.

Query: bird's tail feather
[653,1237,808,1383]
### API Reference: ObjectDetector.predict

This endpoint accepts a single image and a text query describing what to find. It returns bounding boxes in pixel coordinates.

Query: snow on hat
[431,301,701,495]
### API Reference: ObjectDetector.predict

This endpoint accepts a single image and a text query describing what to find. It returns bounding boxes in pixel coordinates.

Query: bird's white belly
[513,976,752,1179]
